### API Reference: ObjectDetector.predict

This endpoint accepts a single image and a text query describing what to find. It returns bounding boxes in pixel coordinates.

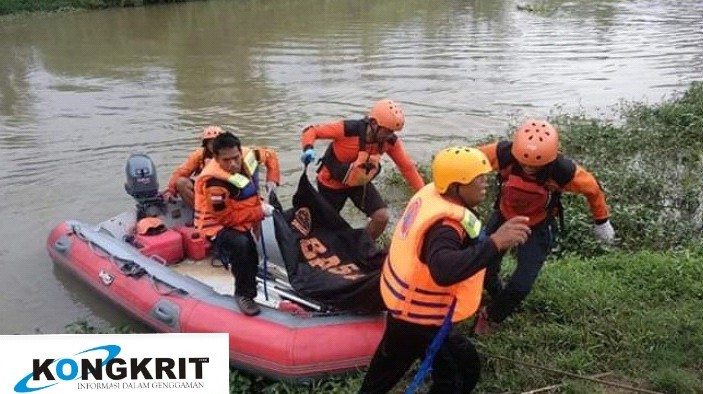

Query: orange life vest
[499,173,552,226]
[194,149,263,237]
[322,135,382,187]
[190,147,212,177]
[194,154,212,177]
[166,148,213,194]
[380,184,485,326]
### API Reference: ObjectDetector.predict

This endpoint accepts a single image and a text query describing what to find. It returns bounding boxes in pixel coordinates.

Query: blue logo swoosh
[14,344,121,393]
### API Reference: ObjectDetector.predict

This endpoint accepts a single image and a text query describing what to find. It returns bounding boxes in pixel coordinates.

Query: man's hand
[161,189,175,202]
[490,216,531,251]
[262,203,275,217]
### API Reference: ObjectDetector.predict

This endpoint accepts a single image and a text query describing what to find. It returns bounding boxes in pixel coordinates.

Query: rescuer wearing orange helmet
[300,99,425,240]
[358,147,530,394]
[473,119,615,335]
[163,126,225,208]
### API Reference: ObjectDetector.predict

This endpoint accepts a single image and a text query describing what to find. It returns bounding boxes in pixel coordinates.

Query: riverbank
[0,0,189,16]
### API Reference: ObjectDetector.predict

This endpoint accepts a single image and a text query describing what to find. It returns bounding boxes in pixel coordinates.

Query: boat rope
[481,352,664,394]
[73,225,188,297]
[521,372,613,394]
[404,299,457,394]
[146,274,186,297]
[259,228,270,301]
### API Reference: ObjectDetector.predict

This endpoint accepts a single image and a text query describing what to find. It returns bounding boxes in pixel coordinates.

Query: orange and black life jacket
[380,184,485,326]
[499,172,553,226]
[194,148,263,237]
[494,141,569,228]
[320,119,384,187]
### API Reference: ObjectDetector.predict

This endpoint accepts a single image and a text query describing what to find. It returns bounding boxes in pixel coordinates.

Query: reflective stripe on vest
[225,149,259,189]
[242,149,259,178]
[460,209,482,239]
[380,183,485,326]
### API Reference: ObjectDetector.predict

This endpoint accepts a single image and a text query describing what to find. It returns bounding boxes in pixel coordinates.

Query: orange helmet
[432,146,493,194]
[369,99,405,131]
[201,126,224,141]
[511,119,559,166]
[136,217,166,235]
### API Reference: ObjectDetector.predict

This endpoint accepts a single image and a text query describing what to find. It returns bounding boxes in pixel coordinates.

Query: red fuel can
[134,229,184,265]
[174,226,209,261]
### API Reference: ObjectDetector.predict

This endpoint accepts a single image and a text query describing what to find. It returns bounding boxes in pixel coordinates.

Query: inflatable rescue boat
[46,154,385,381]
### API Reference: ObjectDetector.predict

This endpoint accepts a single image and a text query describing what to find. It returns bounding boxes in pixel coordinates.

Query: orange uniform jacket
[301,119,424,191]
[478,141,609,223]
[194,147,280,237]
[166,147,209,194]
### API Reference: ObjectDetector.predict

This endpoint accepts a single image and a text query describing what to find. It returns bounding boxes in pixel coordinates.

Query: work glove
[489,216,531,252]
[265,181,277,197]
[593,220,615,244]
[262,203,275,217]
[300,148,316,165]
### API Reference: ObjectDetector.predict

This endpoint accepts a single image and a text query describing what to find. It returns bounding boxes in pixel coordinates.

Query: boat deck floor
[171,256,296,308]
[172,258,235,296]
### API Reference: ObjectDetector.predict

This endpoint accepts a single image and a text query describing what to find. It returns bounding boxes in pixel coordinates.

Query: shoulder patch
[207,178,240,197]
[399,198,422,240]
[550,154,577,186]
[343,119,368,137]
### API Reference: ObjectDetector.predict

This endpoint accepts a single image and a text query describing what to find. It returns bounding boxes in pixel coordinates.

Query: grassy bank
[0,0,188,16]
[553,82,703,257]
[477,250,703,393]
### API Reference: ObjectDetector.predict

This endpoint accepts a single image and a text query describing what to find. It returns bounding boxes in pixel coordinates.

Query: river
[0,0,701,333]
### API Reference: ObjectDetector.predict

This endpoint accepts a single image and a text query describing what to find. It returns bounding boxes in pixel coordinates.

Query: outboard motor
[124,153,164,219]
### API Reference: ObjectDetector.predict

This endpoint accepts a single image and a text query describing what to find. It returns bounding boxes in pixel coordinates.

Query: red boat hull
[47,222,385,380]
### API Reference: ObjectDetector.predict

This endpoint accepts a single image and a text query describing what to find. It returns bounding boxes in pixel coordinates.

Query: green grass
[0,0,189,15]
[472,251,703,393]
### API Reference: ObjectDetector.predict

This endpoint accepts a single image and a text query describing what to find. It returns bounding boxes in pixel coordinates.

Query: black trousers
[358,314,481,394]
[482,211,555,323]
[213,228,259,298]
[318,182,387,217]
